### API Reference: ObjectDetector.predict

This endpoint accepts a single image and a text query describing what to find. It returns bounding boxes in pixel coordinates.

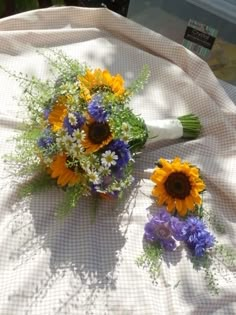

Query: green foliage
[109,106,148,154]
[214,244,236,268]
[203,208,225,234]
[18,172,55,197]
[191,252,220,294]
[136,243,163,282]
[38,49,87,82]
[56,185,86,218]
[191,243,236,294]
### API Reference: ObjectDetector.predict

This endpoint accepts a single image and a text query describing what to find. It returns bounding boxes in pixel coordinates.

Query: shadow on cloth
[7,181,140,313]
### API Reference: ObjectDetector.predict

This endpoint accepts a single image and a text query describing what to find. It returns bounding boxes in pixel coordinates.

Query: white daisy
[101,150,118,167]
[69,143,83,158]
[121,134,130,142]
[98,165,111,176]
[68,113,77,126]
[72,129,86,143]
[110,181,121,192]
[56,137,64,148]
[87,170,101,184]
[62,134,74,149]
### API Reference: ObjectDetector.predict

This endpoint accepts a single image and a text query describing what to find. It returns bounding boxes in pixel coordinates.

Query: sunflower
[49,154,81,186]
[82,116,113,154]
[150,157,205,216]
[78,68,125,101]
[48,96,68,132]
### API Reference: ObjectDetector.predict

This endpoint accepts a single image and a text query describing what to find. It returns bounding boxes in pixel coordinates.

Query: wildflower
[48,96,68,131]
[87,170,101,184]
[82,116,113,153]
[49,154,81,186]
[101,150,118,167]
[63,112,85,135]
[69,143,84,158]
[38,129,54,148]
[144,209,185,251]
[88,95,108,122]
[182,216,215,256]
[151,157,205,216]
[78,68,125,101]
[62,134,74,150]
[106,140,131,169]
[72,129,86,143]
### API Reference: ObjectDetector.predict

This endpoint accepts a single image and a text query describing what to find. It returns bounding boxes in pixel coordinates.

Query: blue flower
[182,217,215,257]
[88,95,108,122]
[38,129,54,148]
[106,140,131,169]
[63,112,85,135]
[144,209,185,251]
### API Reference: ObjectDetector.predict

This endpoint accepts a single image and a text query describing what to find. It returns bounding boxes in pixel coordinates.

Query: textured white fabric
[0,7,236,315]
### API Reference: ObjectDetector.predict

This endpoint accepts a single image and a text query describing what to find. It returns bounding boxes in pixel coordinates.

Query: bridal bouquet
[2,50,201,216]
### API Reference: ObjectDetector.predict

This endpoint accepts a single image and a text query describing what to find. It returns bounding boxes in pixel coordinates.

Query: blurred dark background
[0,0,130,18]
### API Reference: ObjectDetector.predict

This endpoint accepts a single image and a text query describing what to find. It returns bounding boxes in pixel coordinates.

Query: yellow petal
[185,195,194,211]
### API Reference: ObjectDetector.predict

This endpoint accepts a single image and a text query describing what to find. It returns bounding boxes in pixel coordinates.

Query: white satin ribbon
[145,119,183,143]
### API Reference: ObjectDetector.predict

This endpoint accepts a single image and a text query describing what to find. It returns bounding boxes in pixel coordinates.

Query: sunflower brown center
[88,122,111,144]
[164,172,191,199]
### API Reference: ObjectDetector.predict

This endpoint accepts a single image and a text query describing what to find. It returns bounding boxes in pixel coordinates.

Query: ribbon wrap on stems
[146,114,201,144]
[146,119,183,143]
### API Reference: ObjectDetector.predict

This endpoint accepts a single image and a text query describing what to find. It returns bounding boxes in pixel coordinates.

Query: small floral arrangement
[2,50,202,217]
[137,157,236,294]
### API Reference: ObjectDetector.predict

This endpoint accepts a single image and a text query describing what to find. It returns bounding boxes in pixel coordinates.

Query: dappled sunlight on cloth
[0,6,235,315]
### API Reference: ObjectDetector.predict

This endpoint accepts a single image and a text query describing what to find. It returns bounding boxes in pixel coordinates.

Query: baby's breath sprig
[213,243,236,268]
[126,65,150,96]
[37,49,87,82]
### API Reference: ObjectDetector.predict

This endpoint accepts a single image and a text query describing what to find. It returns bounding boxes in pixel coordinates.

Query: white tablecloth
[0,7,236,315]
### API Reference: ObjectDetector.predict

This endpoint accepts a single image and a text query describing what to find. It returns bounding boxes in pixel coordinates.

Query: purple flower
[43,108,50,119]
[182,217,215,257]
[37,129,54,148]
[88,95,108,122]
[106,140,131,169]
[63,112,85,135]
[144,209,185,251]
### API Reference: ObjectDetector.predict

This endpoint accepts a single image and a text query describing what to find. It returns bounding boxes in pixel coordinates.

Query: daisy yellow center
[88,122,111,144]
[164,172,191,200]
[106,155,114,163]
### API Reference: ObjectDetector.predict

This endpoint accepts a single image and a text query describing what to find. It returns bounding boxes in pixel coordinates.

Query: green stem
[178,114,202,139]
